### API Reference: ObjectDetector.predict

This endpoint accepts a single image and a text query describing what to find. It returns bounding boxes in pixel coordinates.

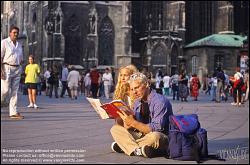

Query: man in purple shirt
[110,72,173,158]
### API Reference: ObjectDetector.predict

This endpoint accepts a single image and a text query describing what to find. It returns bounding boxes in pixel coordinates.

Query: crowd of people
[17,61,249,109]
[145,67,249,106]
[1,25,249,160]
[19,64,117,101]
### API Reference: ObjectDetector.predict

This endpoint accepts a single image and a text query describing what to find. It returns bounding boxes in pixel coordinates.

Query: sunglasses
[130,73,147,81]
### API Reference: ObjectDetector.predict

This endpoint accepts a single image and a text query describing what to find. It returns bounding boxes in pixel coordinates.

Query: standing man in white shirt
[102,67,113,99]
[1,26,24,119]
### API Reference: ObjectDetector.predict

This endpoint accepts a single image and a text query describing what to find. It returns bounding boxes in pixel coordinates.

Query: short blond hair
[129,72,148,84]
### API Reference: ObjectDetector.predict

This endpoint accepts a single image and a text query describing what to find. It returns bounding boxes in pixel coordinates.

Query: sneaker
[231,102,237,105]
[133,147,143,156]
[27,104,34,108]
[10,113,24,120]
[111,142,124,153]
[34,104,39,109]
[141,145,156,158]
[133,146,156,158]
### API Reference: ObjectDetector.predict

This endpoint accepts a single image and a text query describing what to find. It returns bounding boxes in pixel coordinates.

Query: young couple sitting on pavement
[110,66,173,158]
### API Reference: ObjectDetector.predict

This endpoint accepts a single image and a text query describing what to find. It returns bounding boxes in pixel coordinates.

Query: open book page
[127,96,132,109]
[86,97,110,119]
[101,100,133,119]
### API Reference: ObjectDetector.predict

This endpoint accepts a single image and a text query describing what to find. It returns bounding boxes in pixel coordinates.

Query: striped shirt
[133,90,173,135]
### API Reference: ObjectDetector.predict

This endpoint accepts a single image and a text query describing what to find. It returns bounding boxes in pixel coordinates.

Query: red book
[101,100,132,119]
[86,98,133,119]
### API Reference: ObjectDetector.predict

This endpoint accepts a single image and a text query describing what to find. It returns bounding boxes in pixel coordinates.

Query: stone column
[53,3,65,61]
[118,1,132,68]
[87,2,98,68]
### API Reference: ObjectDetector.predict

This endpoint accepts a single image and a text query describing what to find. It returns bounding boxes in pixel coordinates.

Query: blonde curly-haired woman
[111,64,138,152]
[113,64,138,109]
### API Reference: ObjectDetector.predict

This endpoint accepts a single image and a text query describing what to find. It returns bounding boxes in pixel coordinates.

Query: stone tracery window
[214,54,224,70]
[98,16,114,65]
[151,44,166,65]
[192,55,198,74]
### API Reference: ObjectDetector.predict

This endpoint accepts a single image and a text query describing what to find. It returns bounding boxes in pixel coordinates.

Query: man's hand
[117,110,136,129]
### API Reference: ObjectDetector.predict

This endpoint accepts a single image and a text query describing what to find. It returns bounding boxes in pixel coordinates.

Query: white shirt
[102,72,113,86]
[234,72,243,80]
[44,70,51,79]
[212,77,217,87]
[155,76,162,89]
[61,67,69,82]
[163,75,170,88]
[1,37,23,65]
[84,73,91,86]
[67,70,81,87]
[171,74,179,85]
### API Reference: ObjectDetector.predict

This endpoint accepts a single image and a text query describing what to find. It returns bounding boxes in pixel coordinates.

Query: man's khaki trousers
[110,124,168,156]
[1,65,21,116]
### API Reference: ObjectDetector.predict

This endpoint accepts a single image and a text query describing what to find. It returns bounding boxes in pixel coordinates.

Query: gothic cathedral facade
[1,1,248,75]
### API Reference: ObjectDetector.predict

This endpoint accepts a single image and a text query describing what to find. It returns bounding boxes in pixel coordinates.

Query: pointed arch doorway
[98,16,115,66]
[151,42,168,74]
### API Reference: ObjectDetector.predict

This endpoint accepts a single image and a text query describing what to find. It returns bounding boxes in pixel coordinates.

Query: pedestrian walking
[60,63,71,98]
[155,69,163,94]
[215,67,225,103]
[84,70,91,97]
[25,55,40,109]
[223,71,230,102]
[205,75,212,95]
[170,72,179,100]
[98,71,104,97]
[178,71,189,102]
[90,66,100,98]
[102,68,113,99]
[190,74,201,101]
[49,65,60,98]
[67,66,81,100]
[44,68,51,96]
[231,67,244,106]
[1,26,24,119]
[162,73,171,96]
[211,73,217,101]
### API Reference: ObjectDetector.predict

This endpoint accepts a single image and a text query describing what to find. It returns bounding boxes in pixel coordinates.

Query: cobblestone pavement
[1,92,249,164]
